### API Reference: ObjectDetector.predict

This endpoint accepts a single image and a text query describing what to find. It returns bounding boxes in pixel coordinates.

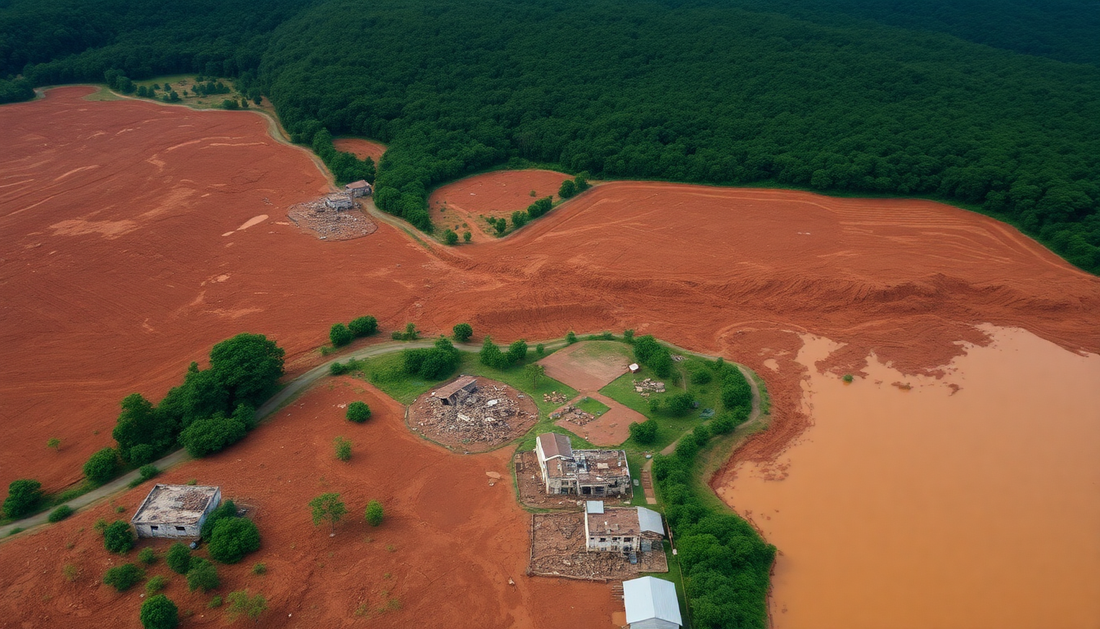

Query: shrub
[558,178,577,198]
[479,336,510,369]
[208,517,261,564]
[629,419,659,445]
[843,374,854,383]
[666,392,695,416]
[251,563,267,575]
[200,500,238,541]
[511,210,528,227]
[365,500,384,527]
[536,343,545,356]
[346,401,371,423]
[565,331,577,344]
[330,322,353,347]
[329,361,350,376]
[138,547,157,565]
[166,542,191,574]
[690,368,712,385]
[574,175,590,192]
[623,329,635,343]
[47,505,74,523]
[207,596,223,608]
[334,436,352,461]
[179,414,246,457]
[507,339,528,363]
[443,228,458,244]
[349,315,378,337]
[186,558,219,592]
[137,464,159,482]
[103,563,143,591]
[462,231,471,242]
[140,594,179,629]
[711,413,737,434]
[83,448,121,485]
[452,323,473,342]
[3,479,43,519]
[145,574,168,594]
[227,590,268,622]
[648,398,662,413]
[104,521,135,554]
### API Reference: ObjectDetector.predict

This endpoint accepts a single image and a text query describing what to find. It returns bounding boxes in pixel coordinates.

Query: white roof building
[623,576,683,629]
[131,484,222,539]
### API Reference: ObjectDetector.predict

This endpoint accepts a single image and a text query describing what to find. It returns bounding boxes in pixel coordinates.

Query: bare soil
[552,392,643,446]
[332,138,386,165]
[527,512,668,581]
[406,376,538,452]
[539,342,643,445]
[286,197,377,241]
[427,170,570,242]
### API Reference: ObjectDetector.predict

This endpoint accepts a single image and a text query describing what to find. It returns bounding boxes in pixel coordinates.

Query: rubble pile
[416,383,533,446]
[632,378,665,397]
[528,513,668,580]
[543,391,568,404]
[550,404,595,426]
[287,197,377,240]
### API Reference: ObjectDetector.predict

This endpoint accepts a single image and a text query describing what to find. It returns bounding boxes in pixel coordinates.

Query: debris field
[407,377,538,452]
[527,512,668,581]
[286,196,377,240]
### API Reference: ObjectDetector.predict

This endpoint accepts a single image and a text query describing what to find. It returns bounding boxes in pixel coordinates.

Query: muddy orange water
[716,326,1100,628]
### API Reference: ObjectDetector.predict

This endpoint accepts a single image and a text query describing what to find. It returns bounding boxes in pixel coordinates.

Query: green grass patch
[573,396,610,416]
[81,85,123,101]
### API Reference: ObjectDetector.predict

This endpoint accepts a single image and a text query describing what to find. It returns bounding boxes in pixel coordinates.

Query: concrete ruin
[432,375,477,406]
[583,501,665,553]
[130,484,222,539]
[534,433,631,497]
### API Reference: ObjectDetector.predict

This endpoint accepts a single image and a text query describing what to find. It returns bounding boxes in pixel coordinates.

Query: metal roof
[586,500,604,514]
[536,432,573,460]
[636,506,664,535]
[433,375,477,399]
[623,576,682,626]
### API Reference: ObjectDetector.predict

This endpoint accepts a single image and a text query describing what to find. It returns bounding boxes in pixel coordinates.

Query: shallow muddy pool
[716,326,1100,629]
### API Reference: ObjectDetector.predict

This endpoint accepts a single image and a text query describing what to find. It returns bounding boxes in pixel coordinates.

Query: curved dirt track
[4,86,1100,626]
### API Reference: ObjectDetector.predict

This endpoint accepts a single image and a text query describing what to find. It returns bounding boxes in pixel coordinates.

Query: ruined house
[584,501,665,553]
[432,375,478,406]
[534,433,631,497]
[130,484,222,539]
[623,576,683,629]
[324,193,354,210]
[345,180,372,197]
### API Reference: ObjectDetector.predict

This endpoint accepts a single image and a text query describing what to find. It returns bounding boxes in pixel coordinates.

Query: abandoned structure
[623,576,683,629]
[324,193,354,210]
[432,375,478,406]
[534,433,631,497]
[584,501,665,553]
[130,484,222,539]
[345,180,372,197]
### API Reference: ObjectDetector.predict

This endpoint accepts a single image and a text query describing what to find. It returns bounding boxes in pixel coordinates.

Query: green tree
[179,414,246,457]
[629,418,659,444]
[104,520,136,554]
[330,322,353,347]
[166,543,191,574]
[565,331,577,344]
[140,594,179,629]
[365,500,384,527]
[208,517,261,564]
[309,493,346,534]
[103,564,143,591]
[186,558,219,592]
[443,229,458,245]
[346,401,371,423]
[452,322,473,342]
[524,363,545,388]
[507,339,528,363]
[113,393,171,465]
[83,447,121,485]
[200,500,239,541]
[138,547,157,565]
[479,336,508,369]
[48,505,74,523]
[227,590,268,622]
[462,231,471,243]
[558,178,576,198]
[208,333,285,408]
[348,315,378,337]
[3,479,43,519]
[334,436,352,461]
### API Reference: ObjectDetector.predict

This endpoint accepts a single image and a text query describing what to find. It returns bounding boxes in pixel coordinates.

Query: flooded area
[716,326,1100,628]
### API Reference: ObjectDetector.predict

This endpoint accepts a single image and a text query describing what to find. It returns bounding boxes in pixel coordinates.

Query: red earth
[332,138,386,166]
[427,169,571,241]
[4,86,1100,626]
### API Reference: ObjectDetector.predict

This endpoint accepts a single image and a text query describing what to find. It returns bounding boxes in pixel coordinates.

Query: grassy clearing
[574,396,610,416]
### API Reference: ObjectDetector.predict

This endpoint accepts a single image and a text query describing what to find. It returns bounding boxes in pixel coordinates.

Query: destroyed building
[583,501,665,553]
[432,375,478,406]
[345,180,372,197]
[534,433,631,497]
[130,484,222,539]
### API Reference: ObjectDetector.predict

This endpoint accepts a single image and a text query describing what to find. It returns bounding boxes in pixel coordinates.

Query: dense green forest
[1,0,1098,269]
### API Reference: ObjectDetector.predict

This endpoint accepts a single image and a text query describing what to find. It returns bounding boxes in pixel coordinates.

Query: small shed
[345,180,372,197]
[131,484,222,539]
[324,193,354,210]
[623,576,683,629]
[432,376,478,406]
[629,363,640,374]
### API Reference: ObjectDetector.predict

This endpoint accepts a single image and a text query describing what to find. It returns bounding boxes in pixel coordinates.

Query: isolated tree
[309,493,346,534]
[227,590,268,623]
[140,594,179,629]
[3,479,43,519]
[525,363,545,389]
[507,339,528,363]
[629,418,659,445]
[186,558,219,592]
[565,331,577,344]
[452,323,473,342]
[330,322,353,347]
[104,520,136,554]
[103,563,143,591]
[558,178,577,198]
[348,315,378,337]
[83,447,121,484]
[334,436,352,461]
[365,500,384,527]
[208,333,285,407]
[208,517,261,564]
[346,401,371,423]
[166,543,191,574]
[443,229,458,245]
[462,231,471,243]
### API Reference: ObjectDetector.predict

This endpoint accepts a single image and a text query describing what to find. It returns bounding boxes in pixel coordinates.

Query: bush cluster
[103,563,144,591]
[633,335,673,378]
[3,479,43,519]
[628,418,658,444]
[104,520,136,554]
[166,543,191,575]
[186,557,219,592]
[402,337,461,379]
[452,323,473,342]
[346,401,372,423]
[478,337,527,370]
[557,175,590,199]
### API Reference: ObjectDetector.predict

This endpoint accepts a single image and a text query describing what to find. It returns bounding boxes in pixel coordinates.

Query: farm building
[130,484,222,539]
[584,501,665,552]
[623,576,683,629]
[345,180,372,197]
[534,433,631,496]
[324,193,354,210]
[432,375,478,406]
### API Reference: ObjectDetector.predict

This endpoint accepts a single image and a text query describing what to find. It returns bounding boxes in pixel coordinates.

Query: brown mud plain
[2,86,1100,627]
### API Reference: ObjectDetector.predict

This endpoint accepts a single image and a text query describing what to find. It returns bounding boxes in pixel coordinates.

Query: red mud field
[331,138,386,165]
[427,169,570,241]
[0,378,617,628]
[4,87,1100,626]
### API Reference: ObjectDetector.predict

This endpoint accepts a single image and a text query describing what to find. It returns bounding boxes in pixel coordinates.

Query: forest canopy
[2,0,1099,269]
